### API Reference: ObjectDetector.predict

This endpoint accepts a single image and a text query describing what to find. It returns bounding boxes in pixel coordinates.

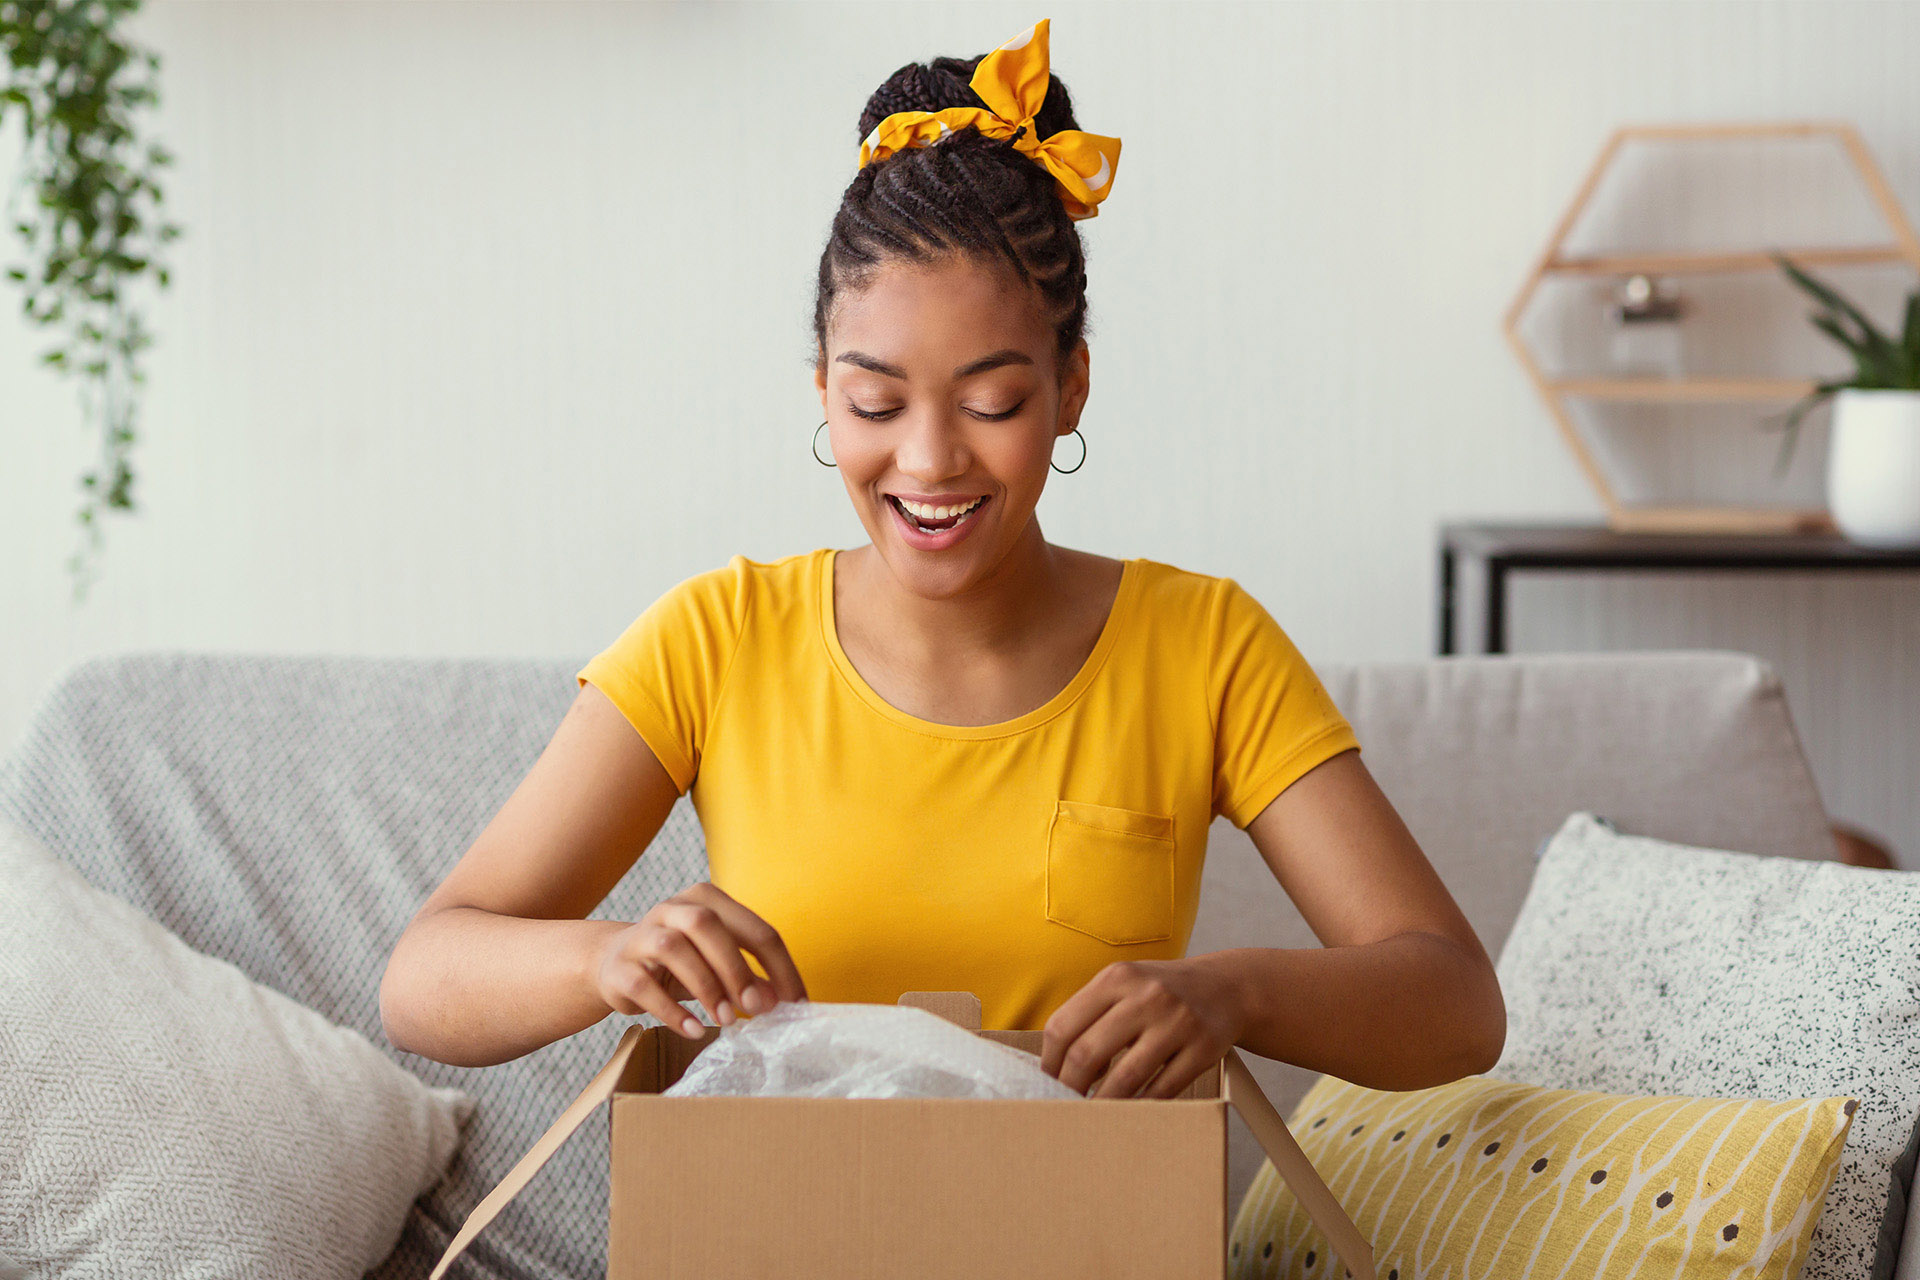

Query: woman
[380,20,1504,1103]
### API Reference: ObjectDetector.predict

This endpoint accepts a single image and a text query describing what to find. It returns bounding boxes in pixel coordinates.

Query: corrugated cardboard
[430,991,1373,1280]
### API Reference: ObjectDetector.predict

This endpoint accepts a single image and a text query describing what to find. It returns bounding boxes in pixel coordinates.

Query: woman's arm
[1042,749,1504,1097]
[1216,747,1506,1089]
[379,684,681,1066]
[380,683,805,1068]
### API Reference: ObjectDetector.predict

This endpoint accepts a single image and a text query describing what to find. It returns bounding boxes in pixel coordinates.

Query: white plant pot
[1827,388,1920,548]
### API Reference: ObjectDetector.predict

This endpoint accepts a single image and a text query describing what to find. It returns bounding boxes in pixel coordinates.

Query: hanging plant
[2,0,181,604]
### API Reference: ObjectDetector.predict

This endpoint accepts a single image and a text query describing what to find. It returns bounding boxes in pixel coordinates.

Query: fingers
[1141,1040,1214,1100]
[1088,1023,1183,1100]
[600,949,707,1039]
[638,923,734,1029]
[657,900,767,1026]
[1043,962,1227,1099]
[1048,1001,1135,1097]
[683,883,809,1005]
[598,884,808,1039]
[1041,983,1117,1084]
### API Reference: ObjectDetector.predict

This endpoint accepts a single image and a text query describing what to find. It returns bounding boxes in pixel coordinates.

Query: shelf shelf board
[1548,377,1819,402]
[1543,245,1912,277]
[1609,505,1836,536]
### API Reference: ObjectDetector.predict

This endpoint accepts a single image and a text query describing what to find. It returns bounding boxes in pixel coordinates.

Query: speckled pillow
[1492,812,1920,1280]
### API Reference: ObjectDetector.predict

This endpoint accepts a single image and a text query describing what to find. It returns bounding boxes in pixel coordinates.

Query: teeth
[898,496,985,519]
[894,495,985,536]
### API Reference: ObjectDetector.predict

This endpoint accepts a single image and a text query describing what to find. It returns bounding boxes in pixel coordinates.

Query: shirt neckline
[818,547,1140,740]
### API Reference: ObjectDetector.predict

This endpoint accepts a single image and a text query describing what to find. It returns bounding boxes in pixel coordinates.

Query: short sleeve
[1209,577,1360,829]
[575,557,750,795]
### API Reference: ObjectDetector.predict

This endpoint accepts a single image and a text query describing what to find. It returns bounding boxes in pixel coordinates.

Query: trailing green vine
[2,0,180,604]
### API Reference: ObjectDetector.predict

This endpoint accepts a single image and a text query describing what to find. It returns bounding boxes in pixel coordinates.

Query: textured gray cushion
[0,812,473,1279]
[0,653,711,1280]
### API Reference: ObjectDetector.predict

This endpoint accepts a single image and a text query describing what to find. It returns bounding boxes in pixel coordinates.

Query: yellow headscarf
[856,19,1122,221]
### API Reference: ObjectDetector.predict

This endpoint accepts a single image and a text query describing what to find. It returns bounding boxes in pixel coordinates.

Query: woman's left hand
[1040,957,1246,1099]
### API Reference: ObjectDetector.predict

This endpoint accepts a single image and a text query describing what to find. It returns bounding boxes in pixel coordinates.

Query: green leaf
[1775,252,1897,352]
[1810,312,1865,359]
[1809,312,1903,384]
[1902,290,1920,384]
[1764,380,1847,478]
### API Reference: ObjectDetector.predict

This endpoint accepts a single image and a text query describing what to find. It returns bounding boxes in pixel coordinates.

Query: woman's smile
[885,491,992,549]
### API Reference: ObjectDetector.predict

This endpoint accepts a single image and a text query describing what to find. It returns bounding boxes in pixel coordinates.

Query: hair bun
[856,60,980,140]
[856,53,1080,143]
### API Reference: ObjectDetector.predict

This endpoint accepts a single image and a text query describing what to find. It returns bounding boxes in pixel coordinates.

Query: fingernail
[680,1016,703,1037]
[716,999,734,1026]
[740,986,767,1014]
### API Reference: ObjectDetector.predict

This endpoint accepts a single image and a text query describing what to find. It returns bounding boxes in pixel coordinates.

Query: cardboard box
[431,992,1373,1280]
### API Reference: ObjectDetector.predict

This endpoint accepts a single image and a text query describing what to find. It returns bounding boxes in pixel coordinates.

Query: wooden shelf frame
[1503,120,1920,535]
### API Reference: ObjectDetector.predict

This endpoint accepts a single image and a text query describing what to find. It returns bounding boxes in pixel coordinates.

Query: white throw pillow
[0,813,474,1278]
[1494,812,1920,1280]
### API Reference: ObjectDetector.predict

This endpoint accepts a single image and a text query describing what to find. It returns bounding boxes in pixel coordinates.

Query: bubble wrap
[661,1002,1083,1101]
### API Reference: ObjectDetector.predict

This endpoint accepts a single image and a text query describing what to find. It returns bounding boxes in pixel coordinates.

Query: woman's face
[815,256,1090,598]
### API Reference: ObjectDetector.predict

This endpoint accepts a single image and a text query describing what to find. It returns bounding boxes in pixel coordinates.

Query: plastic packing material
[661,1000,1084,1101]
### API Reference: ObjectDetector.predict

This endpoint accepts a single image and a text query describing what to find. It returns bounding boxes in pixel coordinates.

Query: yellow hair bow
[857,19,1122,221]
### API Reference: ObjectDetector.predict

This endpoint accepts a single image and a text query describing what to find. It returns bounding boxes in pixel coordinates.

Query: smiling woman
[381,19,1503,1119]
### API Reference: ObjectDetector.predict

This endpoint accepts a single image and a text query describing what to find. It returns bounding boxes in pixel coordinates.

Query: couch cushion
[0,812,473,1280]
[0,652,711,1280]
[1232,1072,1856,1280]
[1493,813,1920,1280]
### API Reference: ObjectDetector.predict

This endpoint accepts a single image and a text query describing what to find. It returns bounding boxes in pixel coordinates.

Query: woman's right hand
[593,882,809,1038]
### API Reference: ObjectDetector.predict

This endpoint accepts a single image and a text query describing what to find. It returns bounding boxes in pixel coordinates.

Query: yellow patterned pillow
[1231,1074,1855,1280]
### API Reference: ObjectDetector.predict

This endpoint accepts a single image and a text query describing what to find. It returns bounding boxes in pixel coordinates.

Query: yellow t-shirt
[576,548,1358,1031]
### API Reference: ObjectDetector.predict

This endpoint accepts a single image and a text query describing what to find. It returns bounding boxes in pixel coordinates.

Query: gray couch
[1,649,1911,1279]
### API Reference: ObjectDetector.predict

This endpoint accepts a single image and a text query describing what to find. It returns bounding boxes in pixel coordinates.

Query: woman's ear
[814,356,829,413]
[1058,342,1091,433]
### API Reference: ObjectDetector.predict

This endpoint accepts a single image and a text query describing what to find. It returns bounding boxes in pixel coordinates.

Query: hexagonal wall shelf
[1504,121,1920,534]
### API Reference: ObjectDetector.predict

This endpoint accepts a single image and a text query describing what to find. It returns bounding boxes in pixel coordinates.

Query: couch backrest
[1192,649,1834,965]
[0,649,1839,1277]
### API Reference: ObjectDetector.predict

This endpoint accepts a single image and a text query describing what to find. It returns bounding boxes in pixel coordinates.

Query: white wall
[5,0,1918,861]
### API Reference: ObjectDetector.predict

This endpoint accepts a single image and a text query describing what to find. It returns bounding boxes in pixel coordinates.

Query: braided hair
[813,53,1091,366]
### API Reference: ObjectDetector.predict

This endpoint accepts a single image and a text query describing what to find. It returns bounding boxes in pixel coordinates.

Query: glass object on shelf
[1608,273,1687,378]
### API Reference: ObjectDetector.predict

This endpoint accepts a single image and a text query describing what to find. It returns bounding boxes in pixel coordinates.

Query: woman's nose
[894,411,970,480]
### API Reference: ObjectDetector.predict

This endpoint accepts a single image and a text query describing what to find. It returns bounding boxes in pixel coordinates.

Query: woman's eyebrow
[834,349,1035,380]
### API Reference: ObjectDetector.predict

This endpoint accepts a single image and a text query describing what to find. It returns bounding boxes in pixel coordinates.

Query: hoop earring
[812,420,837,468]
[1050,427,1086,474]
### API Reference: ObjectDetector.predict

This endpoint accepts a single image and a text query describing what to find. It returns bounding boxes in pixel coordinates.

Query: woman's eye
[845,400,1026,422]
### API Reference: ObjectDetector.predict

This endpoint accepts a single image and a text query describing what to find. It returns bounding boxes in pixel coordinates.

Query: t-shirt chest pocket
[1044,800,1177,946]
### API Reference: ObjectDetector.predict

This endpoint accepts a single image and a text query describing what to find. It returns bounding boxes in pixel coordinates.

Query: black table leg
[1438,546,1456,656]
[1486,560,1509,655]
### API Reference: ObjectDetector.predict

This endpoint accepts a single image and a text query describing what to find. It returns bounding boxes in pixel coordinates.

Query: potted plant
[1773,253,1920,547]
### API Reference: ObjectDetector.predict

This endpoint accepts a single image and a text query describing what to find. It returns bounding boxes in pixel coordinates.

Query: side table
[1437,522,1920,656]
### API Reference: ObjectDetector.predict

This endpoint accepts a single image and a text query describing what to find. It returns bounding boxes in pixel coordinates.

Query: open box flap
[1222,1049,1375,1280]
[427,1025,645,1280]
